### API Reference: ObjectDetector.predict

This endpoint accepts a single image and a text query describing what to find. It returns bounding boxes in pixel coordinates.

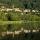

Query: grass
[0,21,23,25]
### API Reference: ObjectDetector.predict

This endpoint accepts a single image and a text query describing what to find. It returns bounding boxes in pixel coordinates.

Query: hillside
[0,0,40,9]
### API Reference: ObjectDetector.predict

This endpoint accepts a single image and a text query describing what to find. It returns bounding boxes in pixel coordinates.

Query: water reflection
[1,32,40,40]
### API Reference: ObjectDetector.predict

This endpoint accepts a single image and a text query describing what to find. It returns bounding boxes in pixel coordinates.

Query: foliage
[0,0,40,9]
[0,12,40,31]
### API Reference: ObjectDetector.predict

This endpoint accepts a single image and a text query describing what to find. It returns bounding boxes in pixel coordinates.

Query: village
[0,0,40,40]
[0,4,40,37]
[0,4,39,13]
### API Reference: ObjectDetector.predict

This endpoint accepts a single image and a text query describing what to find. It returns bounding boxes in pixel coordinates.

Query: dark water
[0,32,40,40]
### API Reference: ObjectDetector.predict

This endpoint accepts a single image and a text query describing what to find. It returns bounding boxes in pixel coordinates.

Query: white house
[14,8,22,12]
[6,8,13,12]
[32,10,38,12]
[23,9,30,12]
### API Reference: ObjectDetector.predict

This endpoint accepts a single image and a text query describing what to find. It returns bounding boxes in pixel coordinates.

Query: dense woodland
[0,0,40,9]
